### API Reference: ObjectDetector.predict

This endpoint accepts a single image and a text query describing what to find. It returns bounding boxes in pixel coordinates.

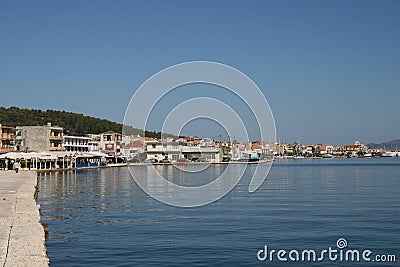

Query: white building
[145,140,220,162]
[181,146,220,162]
[146,141,182,161]
[88,140,99,152]
[63,135,91,152]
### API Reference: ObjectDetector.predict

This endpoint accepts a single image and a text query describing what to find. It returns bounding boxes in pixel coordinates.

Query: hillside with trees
[0,106,170,138]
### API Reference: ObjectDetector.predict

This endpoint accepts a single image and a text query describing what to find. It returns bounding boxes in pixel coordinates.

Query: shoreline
[35,160,274,172]
[13,157,398,266]
[0,170,49,266]
[32,156,400,173]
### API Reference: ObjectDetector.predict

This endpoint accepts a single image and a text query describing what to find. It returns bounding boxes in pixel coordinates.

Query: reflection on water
[38,159,400,266]
[127,163,244,187]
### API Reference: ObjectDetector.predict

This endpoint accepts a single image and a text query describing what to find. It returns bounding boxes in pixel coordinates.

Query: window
[172,143,179,150]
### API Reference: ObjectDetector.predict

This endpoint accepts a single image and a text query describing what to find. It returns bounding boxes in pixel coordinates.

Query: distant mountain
[0,106,175,138]
[367,139,400,150]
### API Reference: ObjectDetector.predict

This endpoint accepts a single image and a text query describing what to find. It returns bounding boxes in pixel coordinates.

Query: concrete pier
[0,171,49,266]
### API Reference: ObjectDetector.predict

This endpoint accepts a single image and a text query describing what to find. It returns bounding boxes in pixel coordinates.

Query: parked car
[222,156,230,162]
[196,158,208,162]
[176,158,189,163]
[159,158,171,163]
[143,158,158,163]
[128,157,139,163]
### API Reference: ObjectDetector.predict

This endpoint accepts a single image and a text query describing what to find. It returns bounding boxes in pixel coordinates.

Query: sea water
[37,158,399,266]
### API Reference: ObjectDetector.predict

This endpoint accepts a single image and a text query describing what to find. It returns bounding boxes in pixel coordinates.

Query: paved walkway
[0,170,49,266]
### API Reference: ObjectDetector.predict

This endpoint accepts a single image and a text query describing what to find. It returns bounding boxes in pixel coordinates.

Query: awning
[0,152,57,160]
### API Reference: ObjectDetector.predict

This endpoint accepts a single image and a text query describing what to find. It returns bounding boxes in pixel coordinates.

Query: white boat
[322,154,333,158]
[239,151,259,162]
[381,151,400,157]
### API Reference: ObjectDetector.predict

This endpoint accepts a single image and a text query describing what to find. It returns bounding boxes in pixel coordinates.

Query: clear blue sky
[1,0,399,145]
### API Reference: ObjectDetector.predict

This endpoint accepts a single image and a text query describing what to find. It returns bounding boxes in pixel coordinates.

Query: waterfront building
[334,140,368,156]
[85,133,101,141]
[262,142,276,156]
[121,138,145,159]
[185,136,199,142]
[0,124,15,152]
[283,143,294,155]
[85,134,100,152]
[146,141,182,161]
[302,145,314,156]
[63,135,91,152]
[88,140,99,152]
[251,143,262,156]
[230,142,247,159]
[218,142,232,157]
[0,151,107,170]
[15,123,64,151]
[175,137,187,144]
[145,139,221,163]
[274,142,284,156]
[161,137,175,143]
[181,146,220,162]
[99,131,122,155]
[315,144,334,155]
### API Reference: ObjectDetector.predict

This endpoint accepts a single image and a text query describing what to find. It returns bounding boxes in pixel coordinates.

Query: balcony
[64,143,90,147]
[1,134,14,140]
[49,147,65,151]
[49,135,63,140]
